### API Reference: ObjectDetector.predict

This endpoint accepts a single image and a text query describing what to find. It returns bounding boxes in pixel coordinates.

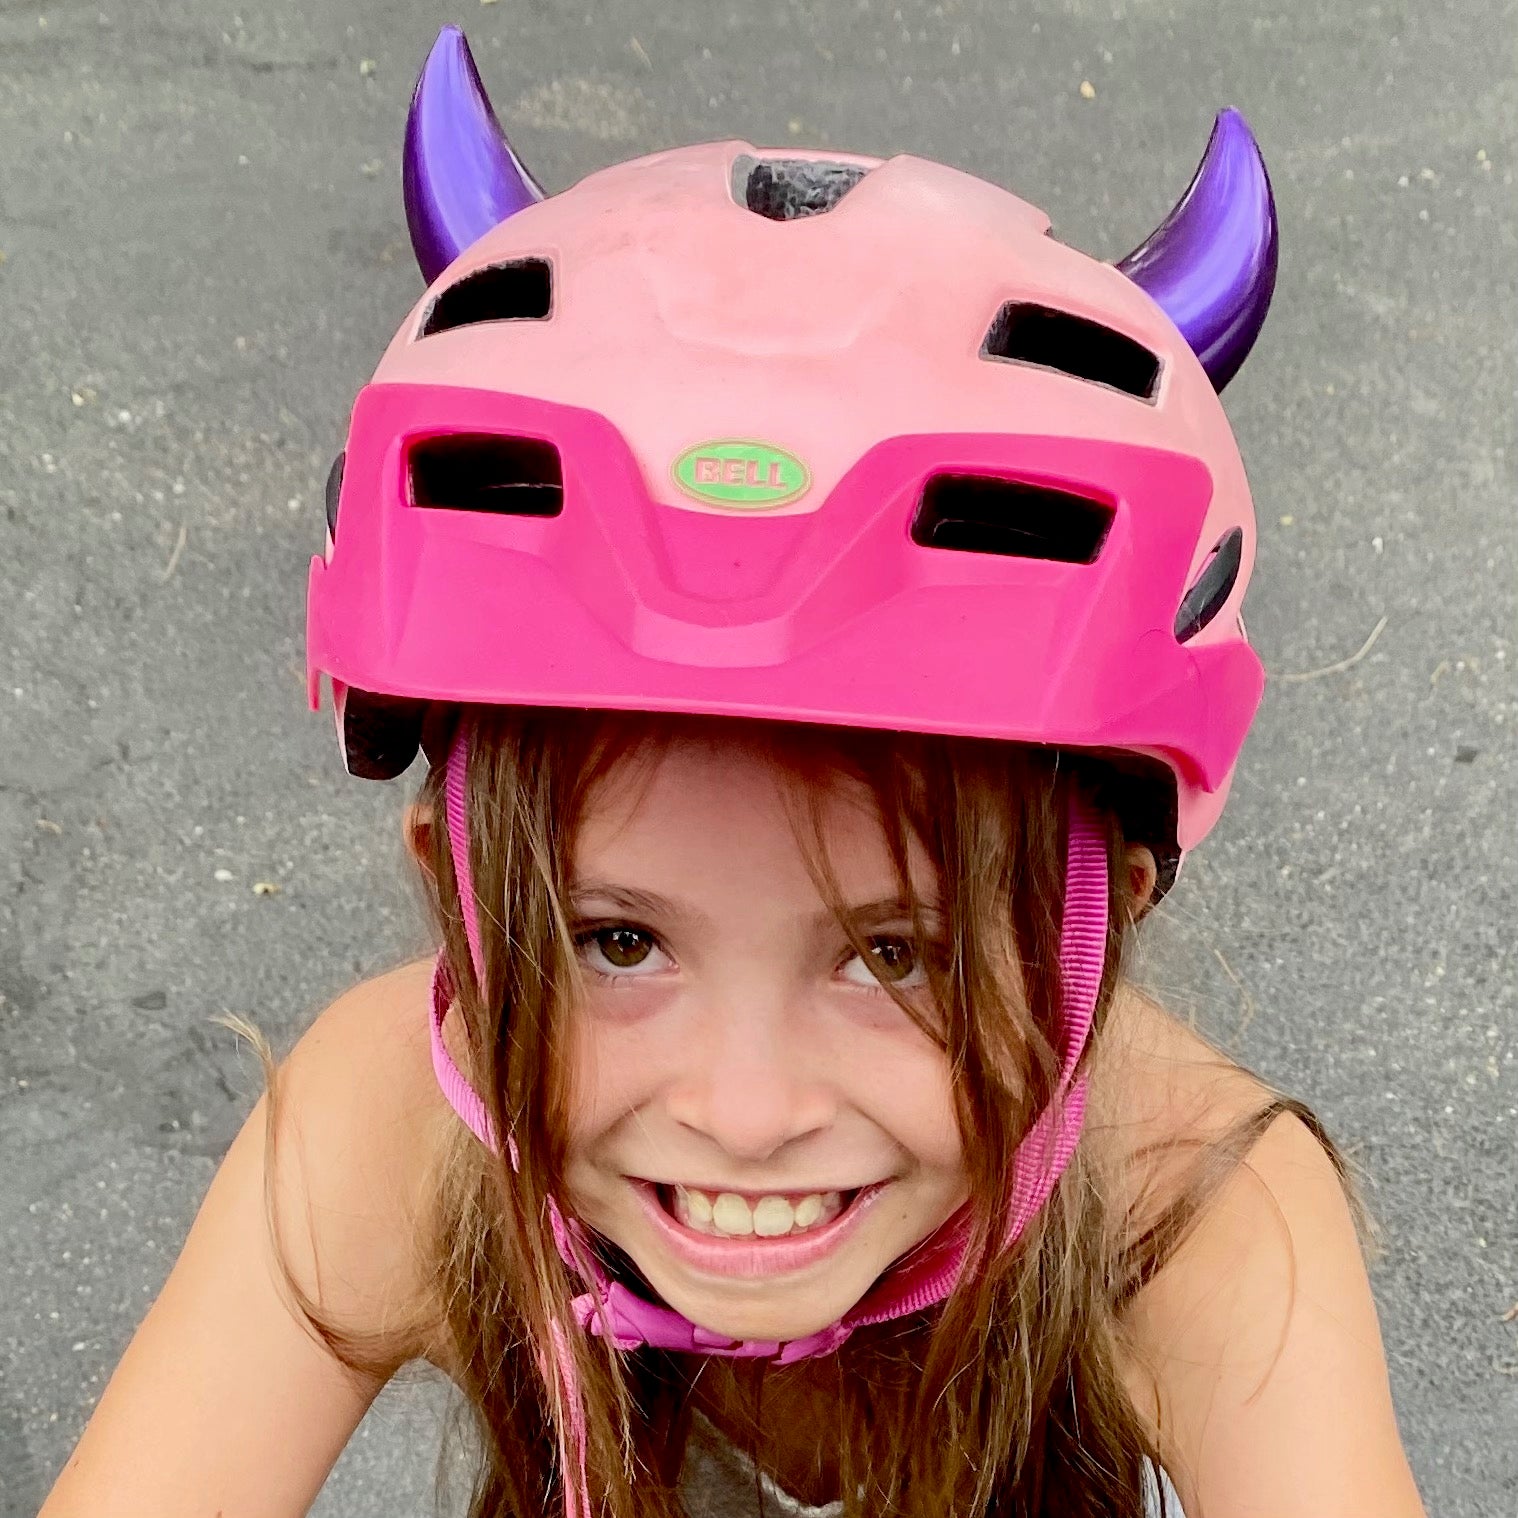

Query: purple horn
[1116,109,1277,392]
[403,26,544,284]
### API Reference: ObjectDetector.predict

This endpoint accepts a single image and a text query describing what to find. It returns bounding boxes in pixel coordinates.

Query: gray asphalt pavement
[2,1,1514,1514]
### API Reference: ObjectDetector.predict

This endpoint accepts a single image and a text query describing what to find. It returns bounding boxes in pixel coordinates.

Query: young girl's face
[562,735,968,1345]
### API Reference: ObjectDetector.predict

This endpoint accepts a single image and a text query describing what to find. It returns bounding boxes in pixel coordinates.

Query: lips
[629,1178,890,1280]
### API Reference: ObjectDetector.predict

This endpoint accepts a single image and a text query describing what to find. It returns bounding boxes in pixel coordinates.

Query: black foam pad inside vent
[732,156,869,220]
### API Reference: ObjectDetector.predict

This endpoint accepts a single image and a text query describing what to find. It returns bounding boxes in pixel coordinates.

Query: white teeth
[667,1186,845,1238]
[752,1196,795,1236]
[677,1185,714,1227]
[711,1193,755,1235]
[793,1194,823,1228]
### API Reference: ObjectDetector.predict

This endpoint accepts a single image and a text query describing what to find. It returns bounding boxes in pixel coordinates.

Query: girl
[40,27,1426,1518]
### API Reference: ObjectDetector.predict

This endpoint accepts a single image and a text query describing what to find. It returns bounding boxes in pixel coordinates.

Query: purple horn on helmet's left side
[403,26,544,285]
[1116,109,1278,392]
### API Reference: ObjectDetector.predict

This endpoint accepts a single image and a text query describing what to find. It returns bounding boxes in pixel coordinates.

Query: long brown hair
[232,706,1348,1517]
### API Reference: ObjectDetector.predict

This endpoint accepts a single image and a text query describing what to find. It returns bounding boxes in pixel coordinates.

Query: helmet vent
[731,156,869,220]
[419,258,553,337]
[911,474,1113,564]
[1173,527,1244,641]
[409,434,564,517]
[324,451,345,539]
[982,303,1160,401]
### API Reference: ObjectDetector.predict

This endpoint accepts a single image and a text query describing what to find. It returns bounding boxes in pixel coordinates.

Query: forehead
[573,734,930,895]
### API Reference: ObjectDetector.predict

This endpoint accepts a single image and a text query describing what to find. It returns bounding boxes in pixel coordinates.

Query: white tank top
[680,1411,1185,1516]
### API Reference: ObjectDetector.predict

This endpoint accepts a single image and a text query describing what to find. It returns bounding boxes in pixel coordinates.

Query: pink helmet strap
[444,728,486,990]
[429,720,1108,1509]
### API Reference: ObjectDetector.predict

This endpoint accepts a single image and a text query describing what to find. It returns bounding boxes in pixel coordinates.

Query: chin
[648,1272,872,1346]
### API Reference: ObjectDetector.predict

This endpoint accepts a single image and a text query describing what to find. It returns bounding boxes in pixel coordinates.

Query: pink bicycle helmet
[309,29,1273,886]
[303,28,1277,1501]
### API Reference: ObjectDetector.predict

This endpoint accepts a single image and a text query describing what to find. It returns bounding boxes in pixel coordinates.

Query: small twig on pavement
[629,36,652,69]
[1277,615,1387,684]
[160,522,188,583]
[1501,1301,1518,1324]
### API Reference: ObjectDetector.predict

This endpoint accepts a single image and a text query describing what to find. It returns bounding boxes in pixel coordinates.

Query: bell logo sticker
[672,439,811,510]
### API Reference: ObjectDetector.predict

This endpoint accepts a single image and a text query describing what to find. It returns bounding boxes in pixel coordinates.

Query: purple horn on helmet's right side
[403,26,544,285]
[1116,110,1278,392]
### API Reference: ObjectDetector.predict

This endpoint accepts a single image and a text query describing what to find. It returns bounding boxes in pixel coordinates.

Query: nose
[662,1004,838,1164]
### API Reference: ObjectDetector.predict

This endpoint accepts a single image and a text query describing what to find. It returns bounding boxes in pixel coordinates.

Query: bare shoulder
[1087,985,1272,1151]
[1090,988,1425,1517]
[1084,985,1282,1231]
[293,957,443,1112]
[284,957,452,1164]
[269,958,457,1368]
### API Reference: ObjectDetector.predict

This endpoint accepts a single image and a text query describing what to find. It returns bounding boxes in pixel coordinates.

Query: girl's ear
[1123,844,1158,922]
[404,802,436,881]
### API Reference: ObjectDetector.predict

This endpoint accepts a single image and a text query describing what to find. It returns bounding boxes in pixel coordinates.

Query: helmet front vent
[911,474,1114,564]
[409,434,564,517]
[731,155,870,220]
[982,302,1160,401]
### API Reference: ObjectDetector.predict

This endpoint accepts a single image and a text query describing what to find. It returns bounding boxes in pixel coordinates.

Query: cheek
[563,992,672,1139]
[847,1036,964,1171]
[890,1079,964,1174]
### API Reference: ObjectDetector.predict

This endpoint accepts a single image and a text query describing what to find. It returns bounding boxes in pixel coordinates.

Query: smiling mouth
[628,1179,891,1280]
[643,1181,886,1239]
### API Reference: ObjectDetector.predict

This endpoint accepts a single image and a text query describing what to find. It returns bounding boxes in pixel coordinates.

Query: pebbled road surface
[1,1,1514,1513]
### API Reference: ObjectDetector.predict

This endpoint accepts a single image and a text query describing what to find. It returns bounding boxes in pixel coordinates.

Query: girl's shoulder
[278,958,463,1373]
[1086,984,1336,1278]
[294,957,454,1164]
[1087,985,1280,1169]
[1089,992,1423,1515]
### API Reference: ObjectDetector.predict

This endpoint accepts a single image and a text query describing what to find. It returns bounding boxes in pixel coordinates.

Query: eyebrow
[568,881,942,933]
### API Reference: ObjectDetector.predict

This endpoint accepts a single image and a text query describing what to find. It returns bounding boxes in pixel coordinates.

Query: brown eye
[841,936,925,989]
[576,925,672,978]
[598,928,653,968]
[870,938,917,981]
